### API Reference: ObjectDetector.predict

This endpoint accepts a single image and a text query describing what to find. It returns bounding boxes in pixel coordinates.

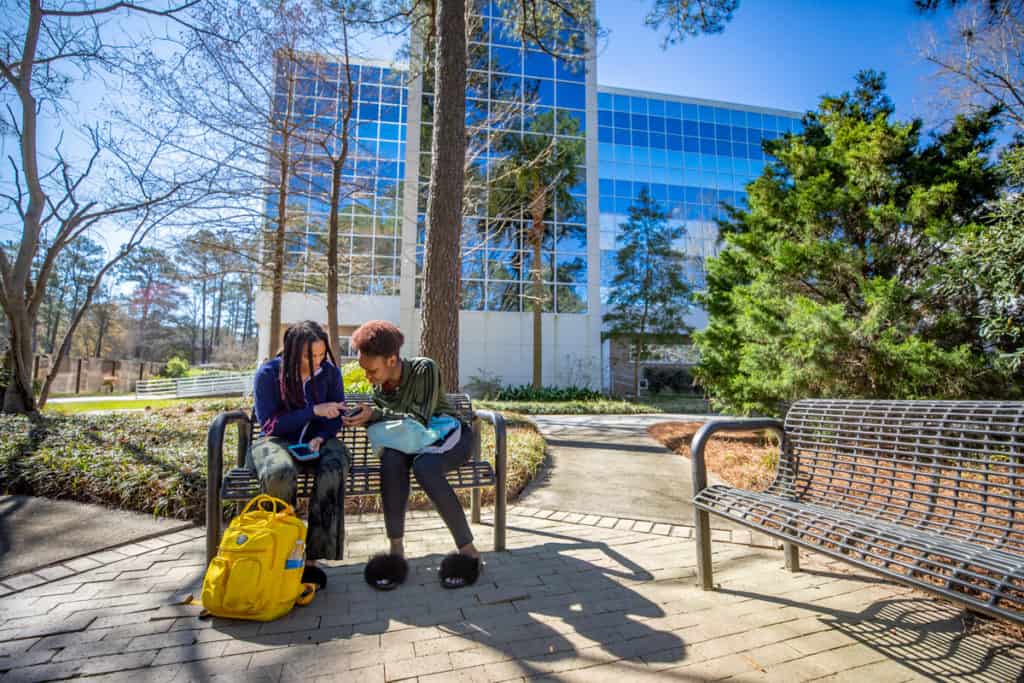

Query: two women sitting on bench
[251,319,482,592]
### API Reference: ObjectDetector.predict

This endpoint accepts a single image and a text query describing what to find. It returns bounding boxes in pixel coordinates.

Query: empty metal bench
[691,399,1024,624]
[206,393,506,562]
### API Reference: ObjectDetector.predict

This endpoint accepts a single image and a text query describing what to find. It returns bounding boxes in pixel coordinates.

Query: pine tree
[694,71,1011,415]
[603,188,692,395]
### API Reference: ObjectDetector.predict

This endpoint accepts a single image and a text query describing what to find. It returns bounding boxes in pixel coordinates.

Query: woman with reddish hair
[344,319,482,590]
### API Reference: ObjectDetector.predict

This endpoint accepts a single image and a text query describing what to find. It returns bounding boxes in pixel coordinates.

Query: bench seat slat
[692,398,1024,625]
[695,485,1024,622]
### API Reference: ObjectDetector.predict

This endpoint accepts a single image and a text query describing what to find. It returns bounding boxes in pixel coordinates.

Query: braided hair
[277,321,337,409]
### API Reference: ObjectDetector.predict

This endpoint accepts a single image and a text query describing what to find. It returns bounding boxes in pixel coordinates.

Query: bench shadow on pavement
[719,581,1024,683]
[179,524,687,681]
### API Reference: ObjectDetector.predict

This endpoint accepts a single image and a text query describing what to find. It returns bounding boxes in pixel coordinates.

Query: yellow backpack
[200,495,316,621]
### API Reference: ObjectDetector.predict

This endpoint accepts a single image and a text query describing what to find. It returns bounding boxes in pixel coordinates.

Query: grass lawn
[49,391,136,399]
[477,394,711,415]
[44,398,194,414]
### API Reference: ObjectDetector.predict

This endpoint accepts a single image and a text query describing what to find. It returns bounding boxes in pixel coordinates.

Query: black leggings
[380,423,474,548]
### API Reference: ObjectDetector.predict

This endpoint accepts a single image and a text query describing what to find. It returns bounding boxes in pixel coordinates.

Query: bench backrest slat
[780,399,1024,552]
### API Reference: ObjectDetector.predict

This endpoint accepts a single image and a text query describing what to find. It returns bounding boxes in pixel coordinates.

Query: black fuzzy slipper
[364,553,408,591]
[302,565,327,590]
[439,553,481,589]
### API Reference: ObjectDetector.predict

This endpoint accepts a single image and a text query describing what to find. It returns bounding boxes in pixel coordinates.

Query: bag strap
[241,494,294,517]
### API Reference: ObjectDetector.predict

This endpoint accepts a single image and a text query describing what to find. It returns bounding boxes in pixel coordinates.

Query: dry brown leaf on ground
[648,421,780,491]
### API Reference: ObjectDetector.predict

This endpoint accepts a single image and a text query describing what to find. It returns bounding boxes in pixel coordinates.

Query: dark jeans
[380,423,474,548]
[247,436,350,561]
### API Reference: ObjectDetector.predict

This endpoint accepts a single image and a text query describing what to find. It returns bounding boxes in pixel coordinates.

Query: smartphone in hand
[342,405,363,418]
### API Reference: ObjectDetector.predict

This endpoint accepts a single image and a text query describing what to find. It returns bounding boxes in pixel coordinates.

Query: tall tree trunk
[327,23,354,359]
[213,275,224,349]
[269,57,298,354]
[420,0,467,391]
[94,310,108,357]
[3,306,36,414]
[529,186,546,389]
[200,278,208,365]
[1,1,45,414]
[633,339,640,398]
[134,288,152,360]
[327,163,342,357]
[243,274,254,342]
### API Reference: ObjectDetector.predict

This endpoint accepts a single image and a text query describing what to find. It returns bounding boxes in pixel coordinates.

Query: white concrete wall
[455,311,601,390]
[255,291,401,361]
[255,290,601,390]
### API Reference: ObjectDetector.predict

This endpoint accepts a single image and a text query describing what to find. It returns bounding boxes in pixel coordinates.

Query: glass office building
[267,57,408,297]
[257,15,801,387]
[597,88,802,309]
[415,6,590,315]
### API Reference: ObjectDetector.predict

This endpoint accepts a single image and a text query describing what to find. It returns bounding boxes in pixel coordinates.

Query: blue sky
[595,0,951,126]
[6,1,963,254]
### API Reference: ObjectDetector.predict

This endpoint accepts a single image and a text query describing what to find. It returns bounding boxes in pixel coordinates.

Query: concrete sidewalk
[519,414,743,529]
[0,496,193,584]
[0,509,1020,682]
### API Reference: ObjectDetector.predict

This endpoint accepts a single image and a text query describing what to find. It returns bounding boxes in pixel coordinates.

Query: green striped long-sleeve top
[369,357,459,426]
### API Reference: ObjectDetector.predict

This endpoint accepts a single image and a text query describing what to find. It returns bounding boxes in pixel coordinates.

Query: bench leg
[471,488,481,524]
[471,424,482,524]
[695,508,714,590]
[784,542,800,572]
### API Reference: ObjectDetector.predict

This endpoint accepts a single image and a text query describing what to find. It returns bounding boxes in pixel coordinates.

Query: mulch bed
[648,421,780,491]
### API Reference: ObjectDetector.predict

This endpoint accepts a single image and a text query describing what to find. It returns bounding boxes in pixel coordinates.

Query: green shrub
[464,369,503,399]
[162,356,190,378]
[494,384,603,402]
[342,361,372,394]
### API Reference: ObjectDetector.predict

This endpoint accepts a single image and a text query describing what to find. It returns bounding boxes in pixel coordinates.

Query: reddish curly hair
[351,320,404,358]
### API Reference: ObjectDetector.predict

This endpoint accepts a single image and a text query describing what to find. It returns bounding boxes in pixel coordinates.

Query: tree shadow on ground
[176,522,688,680]
[0,495,29,573]
[719,582,1024,683]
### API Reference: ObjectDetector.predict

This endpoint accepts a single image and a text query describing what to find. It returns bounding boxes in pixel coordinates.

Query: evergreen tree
[939,145,1024,375]
[603,188,692,395]
[694,71,1011,415]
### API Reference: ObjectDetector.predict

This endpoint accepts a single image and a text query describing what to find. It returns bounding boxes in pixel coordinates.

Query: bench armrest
[473,409,506,478]
[474,409,507,551]
[206,410,253,561]
[690,419,786,495]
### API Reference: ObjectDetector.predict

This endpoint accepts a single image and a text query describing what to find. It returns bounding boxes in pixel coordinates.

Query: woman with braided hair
[251,320,350,589]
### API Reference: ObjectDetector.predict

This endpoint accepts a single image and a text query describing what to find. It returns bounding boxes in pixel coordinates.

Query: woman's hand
[308,436,325,452]
[314,402,343,418]
[342,404,373,427]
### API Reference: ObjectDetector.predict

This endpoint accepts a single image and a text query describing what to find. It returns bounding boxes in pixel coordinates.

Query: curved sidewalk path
[517,414,751,535]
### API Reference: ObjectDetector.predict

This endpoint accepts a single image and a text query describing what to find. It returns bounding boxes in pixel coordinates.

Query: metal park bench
[691,399,1024,624]
[205,393,507,563]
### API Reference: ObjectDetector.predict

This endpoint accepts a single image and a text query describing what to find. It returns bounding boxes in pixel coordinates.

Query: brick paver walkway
[1,509,1021,683]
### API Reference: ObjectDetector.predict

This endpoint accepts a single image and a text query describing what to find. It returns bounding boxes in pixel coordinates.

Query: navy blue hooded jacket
[253,356,345,444]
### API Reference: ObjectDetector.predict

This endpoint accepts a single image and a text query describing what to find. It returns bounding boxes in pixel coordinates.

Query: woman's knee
[318,439,350,473]
[260,461,297,498]
[412,455,444,487]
